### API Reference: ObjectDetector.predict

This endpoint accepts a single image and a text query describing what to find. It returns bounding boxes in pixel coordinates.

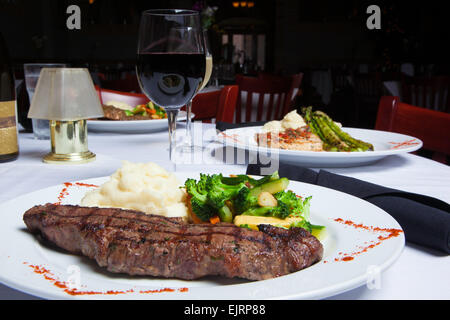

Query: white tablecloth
[1,123,449,300]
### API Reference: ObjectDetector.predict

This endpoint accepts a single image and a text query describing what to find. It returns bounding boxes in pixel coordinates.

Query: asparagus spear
[313,115,352,151]
[303,107,326,141]
[315,111,374,151]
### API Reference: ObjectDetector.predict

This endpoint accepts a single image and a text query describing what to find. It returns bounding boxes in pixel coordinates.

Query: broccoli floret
[185,178,215,222]
[233,187,258,214]
[185,174,246,221]
[275,191,312,220]
[205,174,246,209]
[269,200,291,219]
[240,200,291,219]
[238,201,288,218]
[290,220,313,233]
[221,175,252,186]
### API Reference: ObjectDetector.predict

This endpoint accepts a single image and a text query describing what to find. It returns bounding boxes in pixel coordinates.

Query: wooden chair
[376,96,450,164]
[352,72,383,129]
[190,85,239,123]
[234,73,303,123]
[331,68,352,93]
[401,75,450,112]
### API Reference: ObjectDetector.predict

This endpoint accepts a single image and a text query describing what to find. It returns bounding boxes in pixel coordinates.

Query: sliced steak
[23,204,323,281]
[101,105,151,121]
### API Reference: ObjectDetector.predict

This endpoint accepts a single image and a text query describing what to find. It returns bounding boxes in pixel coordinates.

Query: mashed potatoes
[105,100,134,111]
[261,110,307,133]
[261,120,283,133]
[81,161,188,220]
[281,110,307,129]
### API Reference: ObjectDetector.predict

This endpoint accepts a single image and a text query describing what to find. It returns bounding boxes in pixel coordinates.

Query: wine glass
[136,9,205,164]
[185,30,213,149]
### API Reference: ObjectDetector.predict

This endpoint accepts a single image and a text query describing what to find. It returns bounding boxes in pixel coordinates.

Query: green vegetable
[218,205,233,223]
[241,198,290,219]
[315,111,374,151]
[274,191,312,220]
[185,173,246,222]
[248,177,290,197]
[233,187,259,214]
[185,176,216,221]
[205,174,247,210]
[290,220,325,235]
[185,172,317,229]
[220,171,280,187]
[302,107,374,152]
[232,175,289,214]
[314,115,352,151]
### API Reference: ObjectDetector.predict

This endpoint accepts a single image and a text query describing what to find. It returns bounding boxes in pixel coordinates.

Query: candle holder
[27,68,104,164]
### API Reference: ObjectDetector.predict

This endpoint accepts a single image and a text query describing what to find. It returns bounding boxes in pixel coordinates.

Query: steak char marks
[23,204,323,281]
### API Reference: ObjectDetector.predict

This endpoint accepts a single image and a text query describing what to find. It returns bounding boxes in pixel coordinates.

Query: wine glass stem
[185,101,193,147]
[166,109,179,163]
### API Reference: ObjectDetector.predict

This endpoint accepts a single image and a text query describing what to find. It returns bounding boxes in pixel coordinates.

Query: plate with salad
[88,101,194,134]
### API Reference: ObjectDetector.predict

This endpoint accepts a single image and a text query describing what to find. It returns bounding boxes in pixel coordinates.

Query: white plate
[218,126,423,167]
[0,173,404,300]
[88,111,194,134]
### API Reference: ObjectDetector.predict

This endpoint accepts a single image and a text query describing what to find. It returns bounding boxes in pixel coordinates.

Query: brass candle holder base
[43,151,96,164]
[43,120,96,165]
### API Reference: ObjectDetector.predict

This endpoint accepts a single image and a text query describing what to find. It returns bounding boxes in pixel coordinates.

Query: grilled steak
[101,105,151,121]
[23,204,323,281]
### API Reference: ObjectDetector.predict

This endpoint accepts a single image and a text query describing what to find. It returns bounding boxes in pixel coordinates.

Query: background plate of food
[88,101,194,134]
[0,162,404,300]
[218,108,423,168]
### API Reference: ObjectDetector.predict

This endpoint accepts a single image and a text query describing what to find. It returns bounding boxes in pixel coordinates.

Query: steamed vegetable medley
[124,101,167,119]
[184,172,325,237]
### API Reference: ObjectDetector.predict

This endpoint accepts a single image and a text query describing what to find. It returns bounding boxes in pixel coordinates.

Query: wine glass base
[177,144,204,154]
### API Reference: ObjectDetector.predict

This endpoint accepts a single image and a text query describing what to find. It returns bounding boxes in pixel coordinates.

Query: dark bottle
[0,32,19,162]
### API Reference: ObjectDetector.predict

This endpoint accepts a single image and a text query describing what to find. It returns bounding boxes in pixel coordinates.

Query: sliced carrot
[209,216,220,225]
[186,194,205,224]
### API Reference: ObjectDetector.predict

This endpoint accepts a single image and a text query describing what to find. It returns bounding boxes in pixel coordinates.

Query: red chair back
[98,88,149,107]
[234,73,303,123]
[191,85,239,123]
[376,96,450,163]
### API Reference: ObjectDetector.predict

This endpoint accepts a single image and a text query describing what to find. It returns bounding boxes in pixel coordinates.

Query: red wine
[0,32,19,163]
[136,53,205,108]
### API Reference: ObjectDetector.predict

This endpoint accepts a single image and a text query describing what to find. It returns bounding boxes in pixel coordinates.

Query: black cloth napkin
[247,163,450,254]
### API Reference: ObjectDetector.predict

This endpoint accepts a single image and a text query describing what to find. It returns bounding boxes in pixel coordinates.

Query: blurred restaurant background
[1,0,449,131]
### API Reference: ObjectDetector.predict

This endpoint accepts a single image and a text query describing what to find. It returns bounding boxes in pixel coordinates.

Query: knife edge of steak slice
[23,203,323,281]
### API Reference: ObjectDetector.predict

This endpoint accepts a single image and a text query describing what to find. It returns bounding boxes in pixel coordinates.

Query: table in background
[1,123,449,300]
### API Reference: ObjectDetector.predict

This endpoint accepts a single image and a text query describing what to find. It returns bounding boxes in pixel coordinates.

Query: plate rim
[87,112,194,133]
[219,126,423,158]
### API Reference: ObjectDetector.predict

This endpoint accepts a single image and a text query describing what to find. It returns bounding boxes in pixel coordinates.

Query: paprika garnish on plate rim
[324,218,403,263]
[23,262,188,297]
[55,182,99,205]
